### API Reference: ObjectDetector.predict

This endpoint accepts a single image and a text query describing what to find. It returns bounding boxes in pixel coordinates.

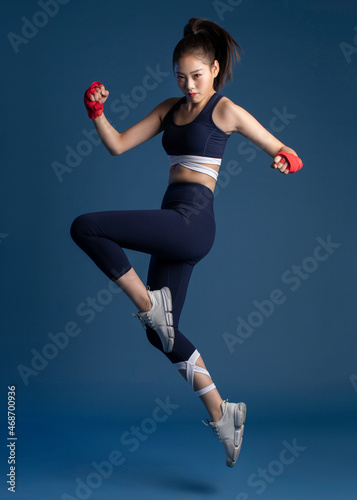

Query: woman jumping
[70,17,303,468]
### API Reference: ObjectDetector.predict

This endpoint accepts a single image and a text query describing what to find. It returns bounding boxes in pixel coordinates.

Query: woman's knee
[70,213,93,243]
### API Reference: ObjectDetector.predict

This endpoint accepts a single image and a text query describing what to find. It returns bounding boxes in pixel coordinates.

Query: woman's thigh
[74,207,214,263]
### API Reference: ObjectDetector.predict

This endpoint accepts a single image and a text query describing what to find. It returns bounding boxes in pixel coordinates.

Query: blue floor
[2,409,356,499]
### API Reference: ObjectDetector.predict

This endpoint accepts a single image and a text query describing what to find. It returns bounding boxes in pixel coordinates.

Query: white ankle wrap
[175,349,216,397]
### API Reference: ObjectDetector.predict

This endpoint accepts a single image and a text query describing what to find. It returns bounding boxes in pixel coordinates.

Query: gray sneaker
[204,400,246,467]
[132,286,175,353]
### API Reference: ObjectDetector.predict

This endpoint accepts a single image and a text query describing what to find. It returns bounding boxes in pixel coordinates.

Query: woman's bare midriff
[168,163,218,193]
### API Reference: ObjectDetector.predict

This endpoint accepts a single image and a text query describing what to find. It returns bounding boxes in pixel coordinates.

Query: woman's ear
[212,59,220,78]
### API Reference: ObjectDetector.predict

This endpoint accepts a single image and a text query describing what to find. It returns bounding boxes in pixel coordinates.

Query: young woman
[71,17,302,468]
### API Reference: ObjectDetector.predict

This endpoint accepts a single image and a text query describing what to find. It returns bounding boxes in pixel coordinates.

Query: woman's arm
[219,99,300,174]
[92,109,163,156]
[87,84,179,156]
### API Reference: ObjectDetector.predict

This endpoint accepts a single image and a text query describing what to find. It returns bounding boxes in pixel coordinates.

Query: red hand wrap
[277,151,303,173]
[84,81,104,119]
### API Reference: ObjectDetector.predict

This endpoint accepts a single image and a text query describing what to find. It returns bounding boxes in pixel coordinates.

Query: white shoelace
[202,419,222,440]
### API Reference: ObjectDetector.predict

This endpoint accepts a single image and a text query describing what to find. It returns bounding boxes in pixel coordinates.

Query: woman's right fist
[84,81,109,119]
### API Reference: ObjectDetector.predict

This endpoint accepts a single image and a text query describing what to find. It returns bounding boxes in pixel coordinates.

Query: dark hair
[172,17,243,91]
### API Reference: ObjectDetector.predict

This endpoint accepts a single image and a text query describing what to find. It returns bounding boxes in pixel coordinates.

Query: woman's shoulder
[213,94,241,135]
[216,94,238,112]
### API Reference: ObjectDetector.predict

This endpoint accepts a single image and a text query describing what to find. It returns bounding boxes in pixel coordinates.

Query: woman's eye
[194,74,201,78]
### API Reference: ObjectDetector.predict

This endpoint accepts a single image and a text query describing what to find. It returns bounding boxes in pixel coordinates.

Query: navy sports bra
[161,92,231,180]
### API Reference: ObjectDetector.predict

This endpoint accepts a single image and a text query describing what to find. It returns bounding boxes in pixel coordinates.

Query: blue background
[1,0,357,498]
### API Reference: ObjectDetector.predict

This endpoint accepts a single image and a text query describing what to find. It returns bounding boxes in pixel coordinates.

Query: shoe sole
[160,287,175,353]
[228,402,247,468]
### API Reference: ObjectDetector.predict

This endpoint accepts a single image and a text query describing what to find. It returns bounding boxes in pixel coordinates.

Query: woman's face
[174,54,219,102]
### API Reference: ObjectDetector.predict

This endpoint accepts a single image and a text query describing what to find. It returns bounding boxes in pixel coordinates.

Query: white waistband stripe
[168,155,220,181]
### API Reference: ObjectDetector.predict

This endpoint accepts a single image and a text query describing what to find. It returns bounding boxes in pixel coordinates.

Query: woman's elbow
[109,147,122,157]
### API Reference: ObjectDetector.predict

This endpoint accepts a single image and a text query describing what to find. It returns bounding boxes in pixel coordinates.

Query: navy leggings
[70,181,216,364]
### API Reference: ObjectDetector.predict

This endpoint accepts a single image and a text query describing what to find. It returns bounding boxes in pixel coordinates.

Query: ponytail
[172,18,243,91]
